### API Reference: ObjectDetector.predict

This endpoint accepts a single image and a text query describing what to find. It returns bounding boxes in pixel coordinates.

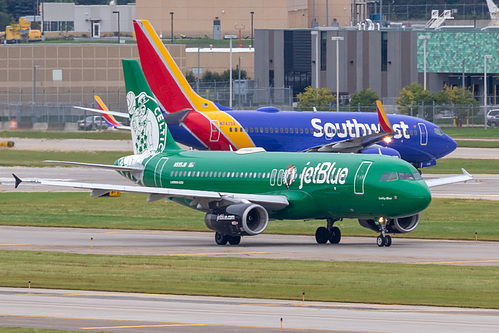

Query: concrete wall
[0,43,185,106]
[136,0,351,38]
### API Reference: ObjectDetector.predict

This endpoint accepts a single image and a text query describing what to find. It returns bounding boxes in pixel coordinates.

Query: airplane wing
[302,100,394,153]
[12,175,289,211]
[302,132,392,153]
[424,169,473,188]
[43,160,143,172]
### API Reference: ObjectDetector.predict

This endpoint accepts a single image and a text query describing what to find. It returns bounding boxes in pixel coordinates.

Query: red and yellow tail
[94,95,124,128]
[376,100,392,133]
[133,19,220,114]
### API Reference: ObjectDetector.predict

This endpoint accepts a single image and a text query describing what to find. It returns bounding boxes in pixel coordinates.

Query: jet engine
[358,214,420,234]
[360,145,401,158]
[205,203,269,236]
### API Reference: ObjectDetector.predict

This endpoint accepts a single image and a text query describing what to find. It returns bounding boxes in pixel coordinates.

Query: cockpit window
[387,172,398,181]
[434,128,444,136]
[398,172,415,181]
[413,172,423,180]
[379,173,389,181]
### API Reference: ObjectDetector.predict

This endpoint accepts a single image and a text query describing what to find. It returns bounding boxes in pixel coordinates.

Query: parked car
[486,109,499,127]
[77,116,108,130]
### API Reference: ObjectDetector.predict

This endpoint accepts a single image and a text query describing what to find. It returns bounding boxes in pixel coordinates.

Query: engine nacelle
[360,145,401,158]
[358,214,420,234]
[205,203,269,236]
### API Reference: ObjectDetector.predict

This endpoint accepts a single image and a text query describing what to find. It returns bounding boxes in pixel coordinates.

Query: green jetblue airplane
[14,60,472,247]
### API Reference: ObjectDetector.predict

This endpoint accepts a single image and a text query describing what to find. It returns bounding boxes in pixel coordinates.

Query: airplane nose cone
[444,135,458,156]
[413,184,432,213]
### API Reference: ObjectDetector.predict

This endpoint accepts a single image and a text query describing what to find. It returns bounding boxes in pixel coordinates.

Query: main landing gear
[215,232,241,245]
[315,218,342,244]
[376,217,392,247]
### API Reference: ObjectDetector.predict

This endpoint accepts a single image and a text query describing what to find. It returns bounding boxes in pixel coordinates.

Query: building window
[381,32,388,72]
[321,31,327,71]
[44,21,75,32]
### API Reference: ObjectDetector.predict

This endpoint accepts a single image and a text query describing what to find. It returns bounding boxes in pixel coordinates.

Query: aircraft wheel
[329,226,341,244]
[228,235,241,245]
[315,227,329,244]
[215,232,228,245]
[384,235,392,247]
[377,235,385,247]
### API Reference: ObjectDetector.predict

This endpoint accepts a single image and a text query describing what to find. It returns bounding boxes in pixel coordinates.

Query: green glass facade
[417,31,499,73]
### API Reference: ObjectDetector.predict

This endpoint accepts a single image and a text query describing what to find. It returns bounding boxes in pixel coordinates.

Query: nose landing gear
[376,217,392,247]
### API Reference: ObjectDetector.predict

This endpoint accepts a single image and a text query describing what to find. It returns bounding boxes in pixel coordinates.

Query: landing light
[378,217,385,223]
[383,137,392,144]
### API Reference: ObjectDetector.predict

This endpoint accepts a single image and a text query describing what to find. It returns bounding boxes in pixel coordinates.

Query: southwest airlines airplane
[15,60,471,246]
[131,19,457,169]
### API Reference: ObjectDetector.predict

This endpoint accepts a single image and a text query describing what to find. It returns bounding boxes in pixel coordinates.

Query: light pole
[170,12,174,44]
[238,56,243,108]
[484,54,492,130]
[331,36,344,112]
[112,10,120,44]
[419,35,430,90]
[250,11,254,47]
[229,37,233,109]
[33,65,40,103]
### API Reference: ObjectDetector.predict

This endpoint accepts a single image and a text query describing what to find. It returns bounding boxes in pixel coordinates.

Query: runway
[1,287,498,333]
[0,167,497,199]
[0,226,497,266]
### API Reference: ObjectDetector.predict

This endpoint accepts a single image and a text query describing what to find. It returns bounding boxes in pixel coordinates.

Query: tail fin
[94,95,124,128]
[376,100,393,133]
[133,19,221,113]
[122,59,181,155]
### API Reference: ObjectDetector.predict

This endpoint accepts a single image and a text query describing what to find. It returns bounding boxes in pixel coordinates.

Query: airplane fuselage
[168,109,457,168]
[117,150,432,221]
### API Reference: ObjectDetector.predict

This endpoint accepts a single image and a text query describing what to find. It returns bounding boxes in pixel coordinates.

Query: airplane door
[354,161,372,195]
[210,120,220,142]
[154,157,169,187]
[418,123,428,146]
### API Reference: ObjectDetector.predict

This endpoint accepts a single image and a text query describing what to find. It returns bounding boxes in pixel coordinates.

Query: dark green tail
[122,59,180,154]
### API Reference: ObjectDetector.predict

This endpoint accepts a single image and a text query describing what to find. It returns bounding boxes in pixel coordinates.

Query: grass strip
[0,193,497,241]
[456,140,499,148]
[0,250,497,309]
[0,151,131,167]
[0,131,130,140]
[427,158,499,174]
[442,127,499,138]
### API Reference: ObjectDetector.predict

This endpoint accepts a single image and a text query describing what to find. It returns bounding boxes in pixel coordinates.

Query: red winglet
[376,100,392,133]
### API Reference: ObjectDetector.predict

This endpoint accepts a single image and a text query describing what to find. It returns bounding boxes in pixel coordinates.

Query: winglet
[376,100,392,133]
[12,173,22,189]
[462,168,472,179]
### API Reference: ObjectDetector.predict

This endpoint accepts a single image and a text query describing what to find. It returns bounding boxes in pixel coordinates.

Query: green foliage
[396,83,479,118]
[350,88,379,108]
[296,86,335,111]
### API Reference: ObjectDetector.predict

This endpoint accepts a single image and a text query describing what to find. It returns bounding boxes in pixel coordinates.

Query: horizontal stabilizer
[164,108,192,124]
[74,106,128,118]
[424,169,473,188]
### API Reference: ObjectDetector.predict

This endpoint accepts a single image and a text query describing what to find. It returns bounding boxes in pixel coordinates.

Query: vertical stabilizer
[133,19,221,113]
[122,59,181,154]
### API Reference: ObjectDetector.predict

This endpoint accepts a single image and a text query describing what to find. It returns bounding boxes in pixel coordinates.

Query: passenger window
[235,128,238,133]
[229,127,232,132]
[249,127,253,133]
[270,128,274,133]
[305,128,309,134]
[300,128,304,134]
[379,173,389,181]
[387,172,398,181]
[290,128,294,134]
[285,128,289,133]
[265,128,269,133]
